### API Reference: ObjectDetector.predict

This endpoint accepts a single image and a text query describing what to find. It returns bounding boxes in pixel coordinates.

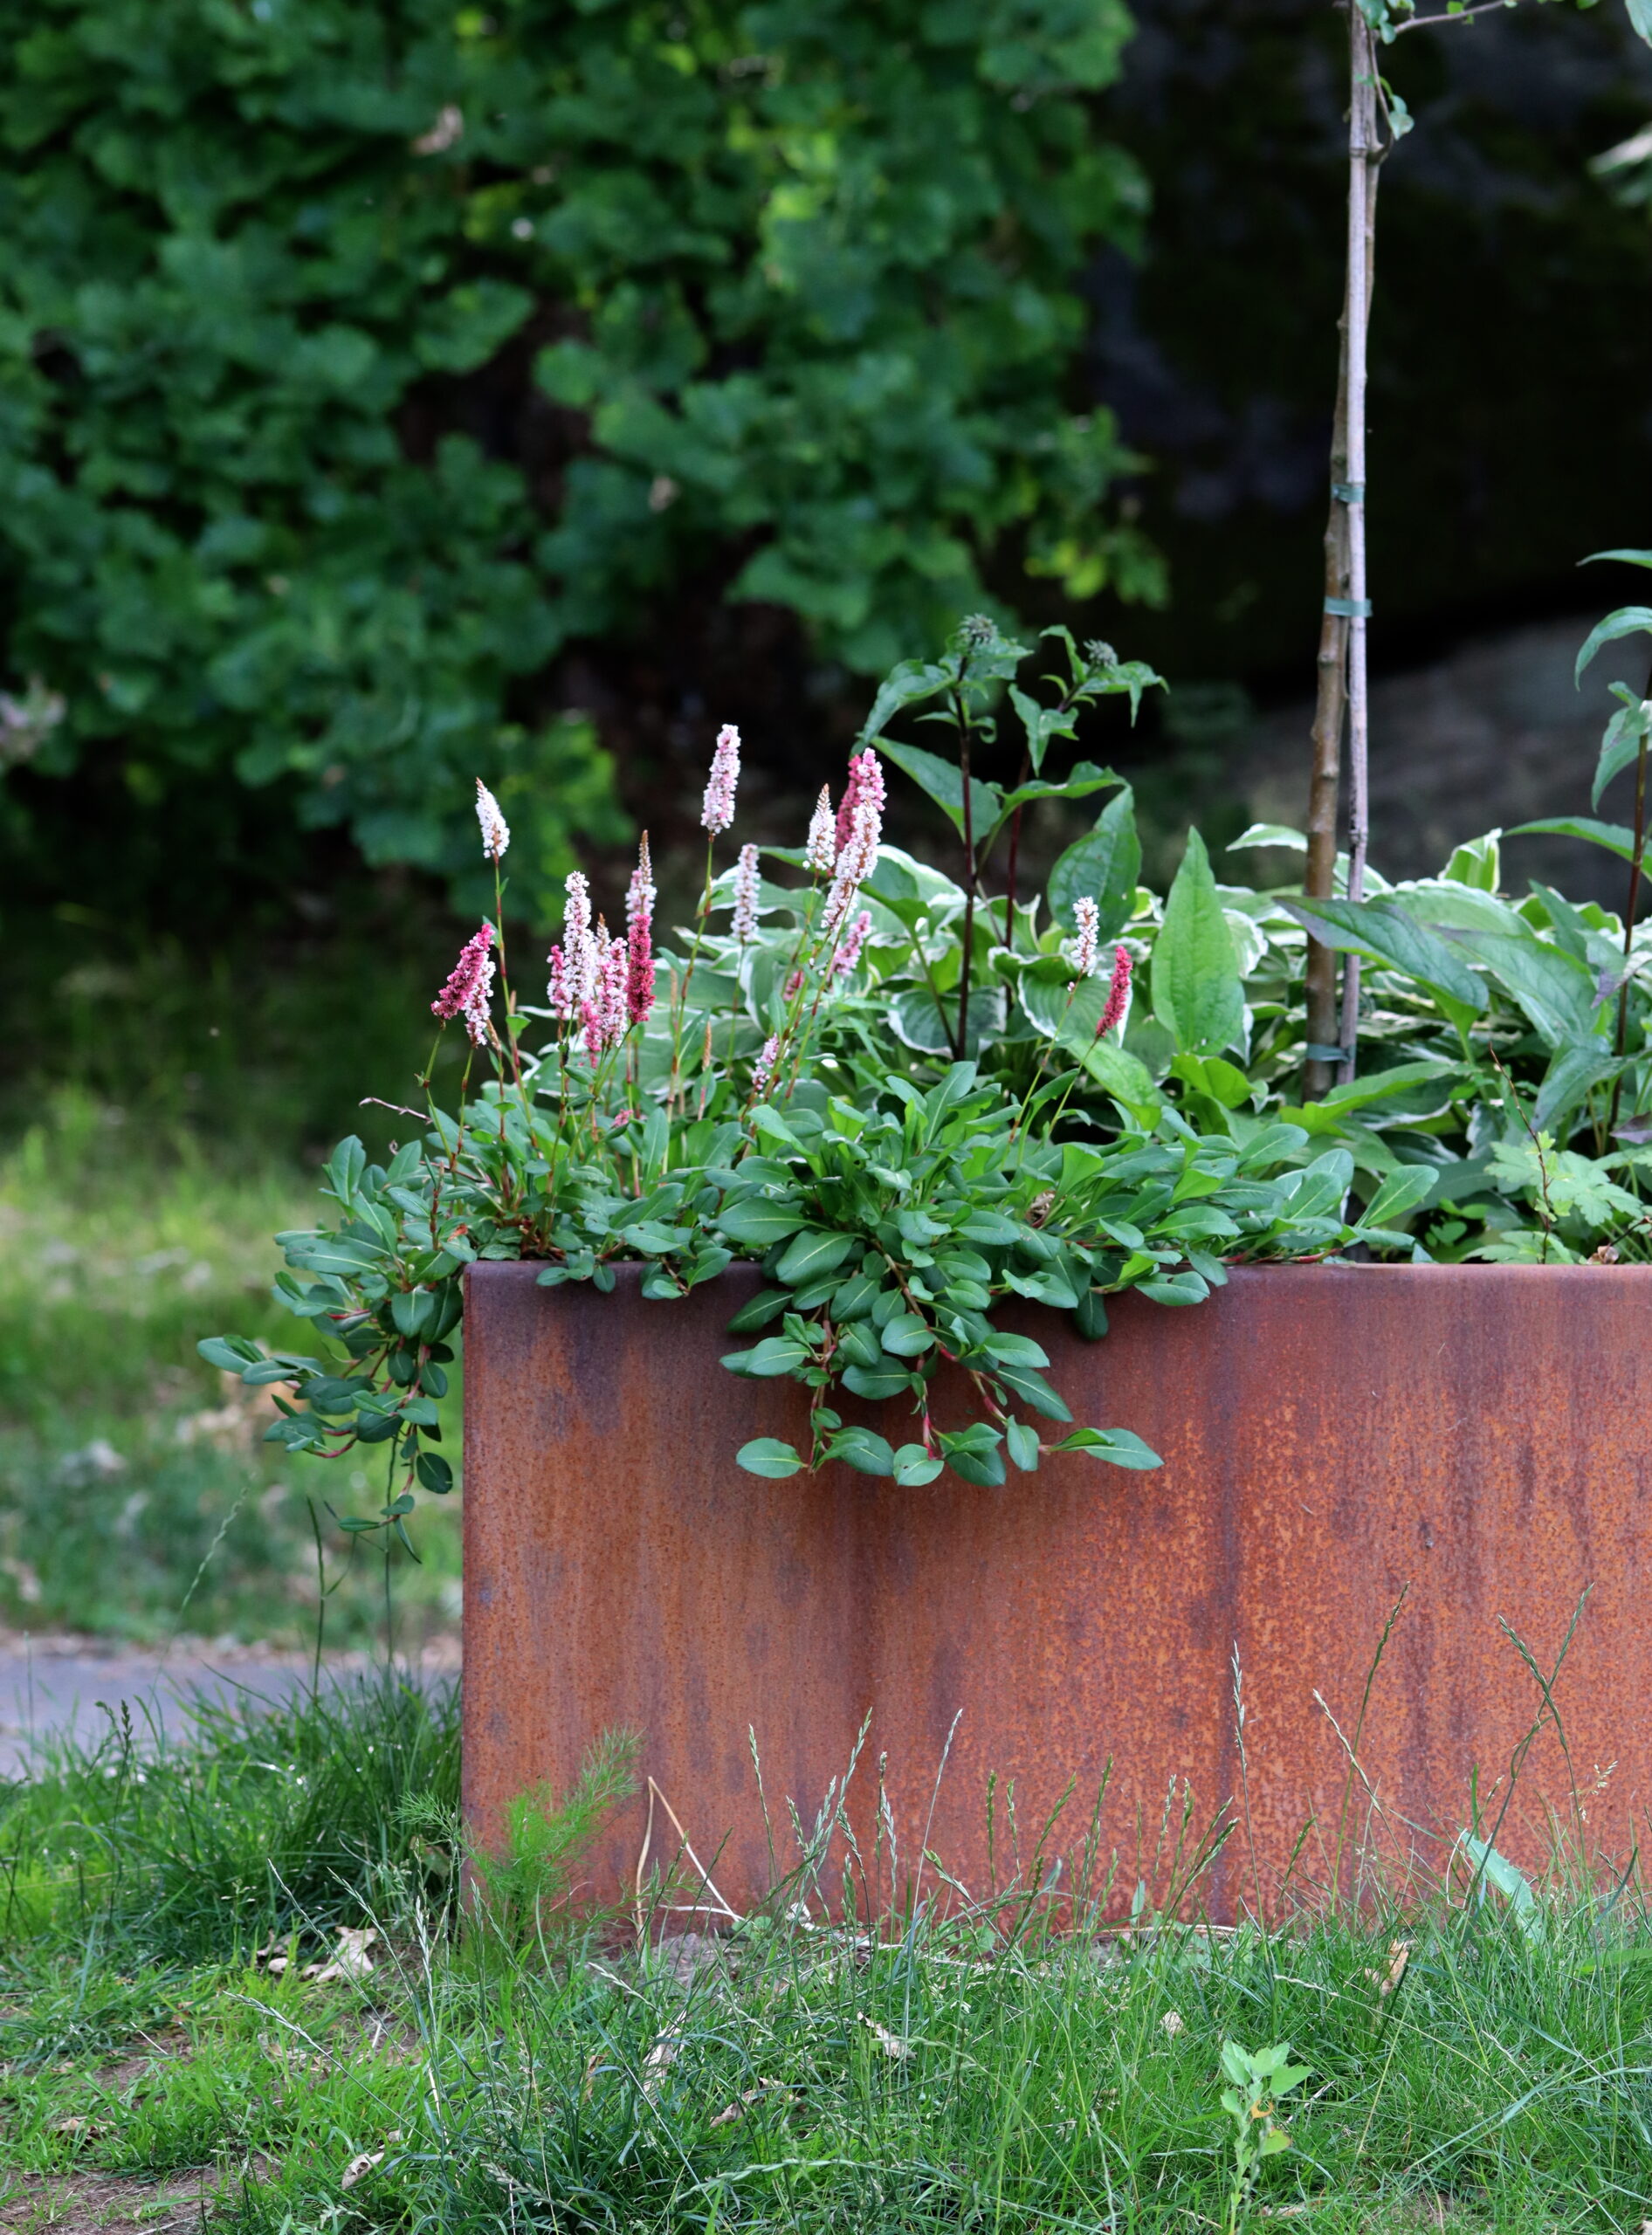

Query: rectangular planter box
[463,1260,1652,1919]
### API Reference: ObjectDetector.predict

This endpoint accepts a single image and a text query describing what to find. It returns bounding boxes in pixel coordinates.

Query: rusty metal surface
[463,1260,1652,1919]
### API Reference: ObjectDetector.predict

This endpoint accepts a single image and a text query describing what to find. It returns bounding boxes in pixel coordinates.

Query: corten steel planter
[463,1259,1652,1919]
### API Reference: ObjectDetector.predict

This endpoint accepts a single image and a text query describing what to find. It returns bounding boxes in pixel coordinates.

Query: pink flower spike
[805,787,836,874]
[831,908,873,980]
[701,723,741,836]
[432,923,496,1046]
[834,748,885,859]
[753,1034,781,1097]
[546,942,571,1021]
[825,785,881,930]
[595,925,627,1049]
[732,842,761,943]
[1096,945,1133,1039]
[475,779,510,862]
[625,912,654,1027]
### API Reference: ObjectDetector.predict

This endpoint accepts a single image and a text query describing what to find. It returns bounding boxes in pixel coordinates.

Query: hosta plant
[204,618,1426,1530]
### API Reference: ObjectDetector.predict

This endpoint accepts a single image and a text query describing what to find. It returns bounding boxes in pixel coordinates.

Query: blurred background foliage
[2,0,1650,1633]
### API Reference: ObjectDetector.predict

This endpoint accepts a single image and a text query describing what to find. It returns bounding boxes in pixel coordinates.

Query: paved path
[0,1634,458,1778]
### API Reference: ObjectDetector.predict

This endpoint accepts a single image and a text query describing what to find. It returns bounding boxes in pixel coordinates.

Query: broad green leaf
[1574,603,1652,683]
[841,1365,912,1399]
[857,657,953,742]
[1153,829,1245,1055]
[891,1442,945,1486]
[721,1336,809,1377]
[774,1228,859,1286]
[1448,930,1598,1049]
[724,1286,792,1333]
[1533,1042,1633,1136]
[1047,784,1140,937]
[1004,1416,1041,1472]
[1228,822,1306,853]
[1281,897,1486,1012]
[1510,814,1643,867]
[988,1359,1072,1421]
[825,1426,896,1476]
[880,1311,935,1357]
[1593,687,1652,808]
[1050,1427,1163,1470]
[889,984,1003,1058]
[1357,1167,1436,1229]
[736,1438,805,1479]
[715,1197,808,1246]
[1441,830,1501,891]
[1080,1039,1161,1112]
[878,734,1002,844]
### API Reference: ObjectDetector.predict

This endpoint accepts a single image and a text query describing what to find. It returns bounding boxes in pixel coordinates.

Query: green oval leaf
[1152,829,1245,1055]
[774,1228,858,1287]
[736,1438,805,1479]
[1047,783,1140,937]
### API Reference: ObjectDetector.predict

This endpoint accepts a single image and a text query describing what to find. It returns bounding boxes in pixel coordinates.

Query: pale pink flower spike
[701,723,741,836]
[753,1034,781,1097]
[475,779,510,863]
[804,787,836,875]
[732,843,761,943]
[1066,896,1099,988]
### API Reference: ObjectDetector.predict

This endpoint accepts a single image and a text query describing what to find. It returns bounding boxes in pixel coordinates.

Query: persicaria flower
[626,833,655,932]
[1065,896,1099,987]
[431,923,496,1047]
[834,748,885,858]
[701,723,740,836]
[623,925,654,1027]
[548,869,597,1020]
[1096,944,1133,1039]
[753,1034,781,1097]
[825,778,882,930]
[547,942,571,1021]
[623,836,656,1027]
[732,843,761,943]
[475,779,510,862]
[831,908,872,980]
[581,927,628,1061]
[804,787,836,875]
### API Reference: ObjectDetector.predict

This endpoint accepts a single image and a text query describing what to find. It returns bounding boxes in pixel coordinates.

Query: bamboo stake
[1303,7,1381,1100]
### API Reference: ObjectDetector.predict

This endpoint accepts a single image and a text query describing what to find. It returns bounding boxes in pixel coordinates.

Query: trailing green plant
[203,616,1427,1514]
[0,0,1157,905]
[206,579,1652,1522]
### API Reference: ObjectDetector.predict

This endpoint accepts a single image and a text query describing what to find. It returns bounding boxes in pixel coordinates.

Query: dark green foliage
[0,0,1154,903]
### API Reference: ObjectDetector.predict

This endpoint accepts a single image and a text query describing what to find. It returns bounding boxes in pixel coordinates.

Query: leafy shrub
[0,0,1156,904]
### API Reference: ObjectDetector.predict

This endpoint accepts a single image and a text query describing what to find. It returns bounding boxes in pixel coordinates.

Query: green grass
[4,1681,1652,2233]
[0,1090,461,1647]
